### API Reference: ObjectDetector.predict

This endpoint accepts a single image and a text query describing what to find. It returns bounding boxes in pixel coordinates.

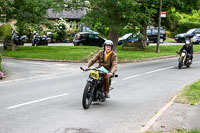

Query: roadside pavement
[149,102,200,132]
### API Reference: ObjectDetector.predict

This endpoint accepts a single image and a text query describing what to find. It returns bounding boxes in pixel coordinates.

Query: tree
[57,0,142,52]
[0,0,57,34]
[0,0,14,22]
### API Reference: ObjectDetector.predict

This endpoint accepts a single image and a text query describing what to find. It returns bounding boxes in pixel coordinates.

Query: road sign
[161,11,166,18]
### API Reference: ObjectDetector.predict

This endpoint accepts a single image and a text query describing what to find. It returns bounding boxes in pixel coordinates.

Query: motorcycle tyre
[186,63,191,68]
[82,82,93,109]
[21,41,24,46]
[178,59,183,69]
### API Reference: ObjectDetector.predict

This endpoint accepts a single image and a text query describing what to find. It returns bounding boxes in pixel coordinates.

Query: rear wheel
[32,43,35,46]
[45,41,48,46]
[186,64,191,68]
[82,82,93,109]
[78,43,83,46]
[21,41,24,46]
[186,60,191,68]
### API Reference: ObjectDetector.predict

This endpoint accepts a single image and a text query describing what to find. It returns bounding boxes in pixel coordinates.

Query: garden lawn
[1,45,200,62]
[117,45,200,62]
[1,46,100,61]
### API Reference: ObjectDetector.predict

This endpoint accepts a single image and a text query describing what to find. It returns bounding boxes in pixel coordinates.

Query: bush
[0,24,12,41]
[166,31,172,38]
[54,18,68,42]
[51,32,58,39]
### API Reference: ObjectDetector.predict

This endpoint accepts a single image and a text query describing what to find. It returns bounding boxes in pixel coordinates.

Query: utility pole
[156,0,162,53]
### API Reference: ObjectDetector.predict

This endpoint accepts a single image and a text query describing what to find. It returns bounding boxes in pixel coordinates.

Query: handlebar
[80,67,118,78]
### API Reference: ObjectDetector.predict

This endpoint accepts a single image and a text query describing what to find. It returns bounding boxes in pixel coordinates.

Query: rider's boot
[105,93,110,98]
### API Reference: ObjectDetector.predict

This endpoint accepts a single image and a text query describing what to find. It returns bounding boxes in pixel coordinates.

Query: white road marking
[7,93,69,109]
[122,74,143,81]
[21,62,47,65]
[145,66,174,74]
[138,95,177,133]
[193,61,200,64]
[122,66,174,81]
[0,71,71,84]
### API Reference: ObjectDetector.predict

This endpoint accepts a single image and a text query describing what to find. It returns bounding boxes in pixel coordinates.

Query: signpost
[157,0,163,53]
[161,11,166,18]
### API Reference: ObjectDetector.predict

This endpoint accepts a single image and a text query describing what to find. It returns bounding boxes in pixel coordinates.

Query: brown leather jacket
[87,50,117,73]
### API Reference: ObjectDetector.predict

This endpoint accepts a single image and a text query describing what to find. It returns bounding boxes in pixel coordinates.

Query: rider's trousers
[103,74,109,94]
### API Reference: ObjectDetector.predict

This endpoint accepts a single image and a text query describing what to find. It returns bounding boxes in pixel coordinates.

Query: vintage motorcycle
[177,50,192,69]
[80,67,118,109]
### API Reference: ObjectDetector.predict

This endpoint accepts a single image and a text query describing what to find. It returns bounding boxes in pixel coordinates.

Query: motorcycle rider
[84,40,118,98]
[179,40,193,62]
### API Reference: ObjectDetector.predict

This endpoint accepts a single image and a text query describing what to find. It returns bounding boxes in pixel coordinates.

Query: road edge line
[138,95,177,133]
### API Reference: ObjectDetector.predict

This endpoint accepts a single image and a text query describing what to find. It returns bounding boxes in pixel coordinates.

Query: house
[47,9,86,21]
[47,8,88,32]
[0,9,88,31]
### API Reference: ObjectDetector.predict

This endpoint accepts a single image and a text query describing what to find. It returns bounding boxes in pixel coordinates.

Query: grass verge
[0,45,200,62]
[0,46,100,62]
[165,37,176,43]
[117,45,200,62]
[176,80,200,105]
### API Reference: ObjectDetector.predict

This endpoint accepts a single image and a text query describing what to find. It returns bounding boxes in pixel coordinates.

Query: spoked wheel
[82,82,93,109]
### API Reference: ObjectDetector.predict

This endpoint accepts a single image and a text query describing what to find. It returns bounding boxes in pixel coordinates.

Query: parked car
[147,27,166,43]
[73,32,105,47]
[191,34,200,44]
[175,28,200,43]
[118,33,149,46]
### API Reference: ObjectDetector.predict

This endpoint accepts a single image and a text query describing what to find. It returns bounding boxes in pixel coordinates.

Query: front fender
[87,78,94,83]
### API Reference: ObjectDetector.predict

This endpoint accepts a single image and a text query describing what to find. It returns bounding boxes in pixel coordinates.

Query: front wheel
[178,58,183,69]
[82,82,93,109]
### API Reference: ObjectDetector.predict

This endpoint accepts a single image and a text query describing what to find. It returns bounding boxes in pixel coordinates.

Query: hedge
[0,24,13,41]
[171,22,200,37]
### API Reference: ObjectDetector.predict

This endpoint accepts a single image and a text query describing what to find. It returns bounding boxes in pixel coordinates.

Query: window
[89,34,99,39]
[147,29,151,35]
[194,29,200,34]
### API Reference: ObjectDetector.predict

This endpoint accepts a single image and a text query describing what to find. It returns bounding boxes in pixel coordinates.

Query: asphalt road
[1,55,200,133]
